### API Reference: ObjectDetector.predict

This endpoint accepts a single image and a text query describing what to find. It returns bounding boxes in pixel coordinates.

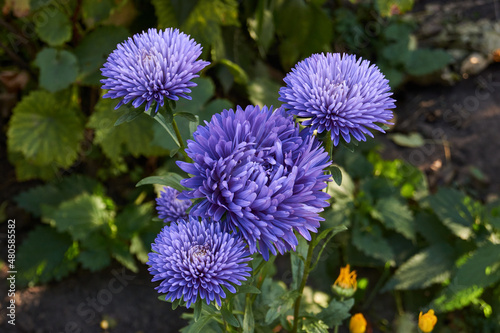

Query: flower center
[189,244,210,262]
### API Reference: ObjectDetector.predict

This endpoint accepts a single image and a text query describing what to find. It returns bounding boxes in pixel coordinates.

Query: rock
[460,53,491,75]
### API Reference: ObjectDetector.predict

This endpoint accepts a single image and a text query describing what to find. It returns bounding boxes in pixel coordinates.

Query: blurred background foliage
[1,0,499,332]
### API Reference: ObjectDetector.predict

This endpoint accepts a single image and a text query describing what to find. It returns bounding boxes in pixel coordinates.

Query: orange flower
[419,309,437,333]
[349,313,367,333]
[333,264,357,297]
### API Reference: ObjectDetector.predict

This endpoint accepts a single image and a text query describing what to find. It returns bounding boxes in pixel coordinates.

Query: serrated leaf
[406,49,452,76]
[302,317,329,333]
[115,203,154,239]
[389,132,425,148]
[371,196,415,240]
[14,175,103,217]
[382,243,456,291]
[17,226,77,287]
[35,48,78,92]
[7,90,83,166]
[451,243,500,291]
[7,151,56,181]
[317,298,354,327]
[35,9,72,46]
[352,224,394,263]
[136,173,188,191]
[422,188,474,240]
[88,98,168,161]
[78,232,111,271]
[43,193,114,241]
[74,26,130,85]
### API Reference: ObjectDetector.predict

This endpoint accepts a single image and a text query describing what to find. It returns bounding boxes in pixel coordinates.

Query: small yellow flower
[332,264,357,297]
[349,313,367,333]
[419,309,437,333]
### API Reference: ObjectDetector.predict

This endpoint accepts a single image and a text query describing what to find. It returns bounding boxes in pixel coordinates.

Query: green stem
[171,118,189,161]
[333,296,344,333]
[292,233,317,333]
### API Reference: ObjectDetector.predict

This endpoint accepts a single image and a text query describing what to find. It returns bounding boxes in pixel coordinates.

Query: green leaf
[7,90,84,167]
[175,112,198,122]
[14,175,103,217]
[114,107,145,126]
[35,9,72,46]
[432,285,484,312]
[74,26,130,85]
[115,203,154,239]
[237,284,262,295]
[382,243,456,291]
[389,132,425,148]
[35,48,78,92]
[219,59,248,85]
[88,98,168,161]
[422,188,474,240]
[451,243,500,291]
[243,298,255,333]
[371,196,415,241]
[265,290,299,324]
[136,173,188,192]
[194,299,202,321]
[329,165,343,186]
[327,166,355,201]
[7,151,56,181]
[82,0,115,25]
[78,232,111,271]
[406,49,452,76]
[221,304,240,327]
[247,78,281,108]
[352,223,394,263]
[152,0,178,28]
[247,0,275,56]
[183,314,216,333]
[110,239,139,273]
[17,226,78,287]
[43,193,115,241]
[302,318,329,333]
[317,298,354,327]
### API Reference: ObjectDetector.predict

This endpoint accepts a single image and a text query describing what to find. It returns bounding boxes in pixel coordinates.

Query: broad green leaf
[74,26,130,85]
[371,196,415,241]
[35,48,78,92]
[247,78,281,108]
[35,9,72,46]
[136,173,188,191]
[414,211,452,244]
[422,188,474,240]
[130,234,149,264]
[82,0,115,26]
[17,226,77,287]
[78,232,111,271]
[451,243,500,291]
[7,90,83,166]
[389,132,425,148]
[14,175,103,217]
[376,0,414,17]
[88,98,168,161]
[43,193,115,241]
[115,203,154,239]
[352,224,394,263]
[317,298,354,326]
[382,243,456,291]
[110,238,139,273]
[8,151,56,181]
[406,49,452,76]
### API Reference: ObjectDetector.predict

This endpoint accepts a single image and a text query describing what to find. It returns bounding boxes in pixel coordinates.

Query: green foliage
[7,90,84,168]
[35,48,78,92]
[34,9,72,46]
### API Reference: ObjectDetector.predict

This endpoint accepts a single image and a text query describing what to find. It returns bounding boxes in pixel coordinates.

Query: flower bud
[349,313,367,333]
[419,309,437,333]
[332,264,357,297]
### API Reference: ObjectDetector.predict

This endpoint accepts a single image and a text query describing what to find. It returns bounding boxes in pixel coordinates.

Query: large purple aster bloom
[101,28,210,113]
[156,186,191,223]
[279,53,395,146]
[177,105,332,260]
[148,217,252,308]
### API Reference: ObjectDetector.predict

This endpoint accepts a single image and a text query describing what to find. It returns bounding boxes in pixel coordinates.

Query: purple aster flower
[177,105,332,260]
[101,28,210,113]
[148,217,252,308]
[156,186,191,223]
[279,53,395,146]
